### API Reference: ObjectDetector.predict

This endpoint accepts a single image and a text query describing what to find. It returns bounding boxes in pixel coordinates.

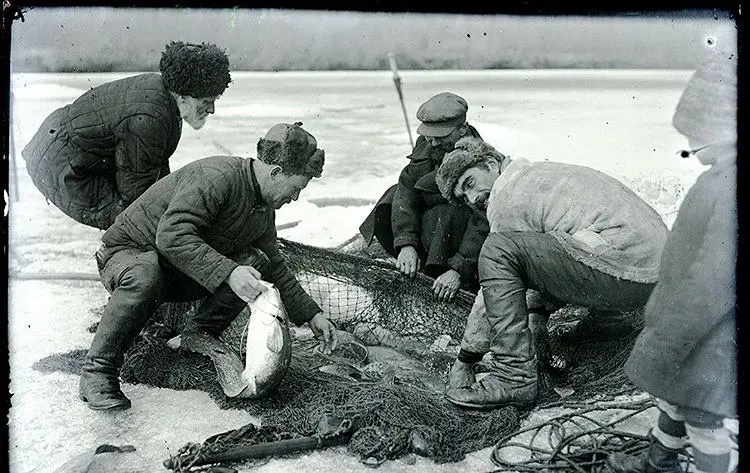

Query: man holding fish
[79,122,338,411]
[435,137,669,409]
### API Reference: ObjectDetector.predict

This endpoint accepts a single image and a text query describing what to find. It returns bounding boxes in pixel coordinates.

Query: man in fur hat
[22,41,232,229]
[435,137,669,409]
[359,92,489,301]
[80,122,338,411]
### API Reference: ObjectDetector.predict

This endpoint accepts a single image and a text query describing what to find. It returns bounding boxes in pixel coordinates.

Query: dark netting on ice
[32,238,647,471]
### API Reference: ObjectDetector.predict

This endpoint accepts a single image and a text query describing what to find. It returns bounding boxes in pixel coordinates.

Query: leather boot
[79,357,131,411]
[445,372,538,409]
[607,433,684,473]
[80,290,158,410]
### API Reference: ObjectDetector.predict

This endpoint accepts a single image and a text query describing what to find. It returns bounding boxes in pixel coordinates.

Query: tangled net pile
[33,238,648,472]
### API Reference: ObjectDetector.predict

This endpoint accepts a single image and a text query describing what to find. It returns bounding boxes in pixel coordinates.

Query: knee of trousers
[116,259,167,301]
[478,233,523,281]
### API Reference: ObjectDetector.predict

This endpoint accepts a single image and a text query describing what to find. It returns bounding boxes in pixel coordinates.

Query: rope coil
[488,398,696,473]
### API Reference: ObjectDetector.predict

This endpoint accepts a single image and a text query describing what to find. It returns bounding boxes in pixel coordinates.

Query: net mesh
[33,237,646,471]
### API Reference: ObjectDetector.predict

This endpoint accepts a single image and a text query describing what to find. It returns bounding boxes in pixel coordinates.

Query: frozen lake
[8,70,713,473]
[10,70,706,247]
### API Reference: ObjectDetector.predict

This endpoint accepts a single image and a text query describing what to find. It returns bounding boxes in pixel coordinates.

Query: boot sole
[445,394,535,410]
[79,393,131,411]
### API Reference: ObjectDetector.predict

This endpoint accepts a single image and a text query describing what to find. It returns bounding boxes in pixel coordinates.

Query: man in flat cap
[360,92,489,301]
[435,137,668,409]
[22,41,232,230]
[79,122,338,411]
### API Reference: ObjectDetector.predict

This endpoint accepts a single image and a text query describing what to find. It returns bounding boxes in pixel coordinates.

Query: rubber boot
[80,289,160,410]
[607,433,684,473]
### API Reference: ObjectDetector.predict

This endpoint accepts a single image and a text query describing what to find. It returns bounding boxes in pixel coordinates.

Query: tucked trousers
[461,232,655,371]
[88,246,267,366]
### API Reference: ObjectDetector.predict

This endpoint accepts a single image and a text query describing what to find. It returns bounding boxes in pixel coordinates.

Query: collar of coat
[407,124,483,164]
[247,158,269,209]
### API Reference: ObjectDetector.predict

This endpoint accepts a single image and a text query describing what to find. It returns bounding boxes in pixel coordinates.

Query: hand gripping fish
[175,281,292,399]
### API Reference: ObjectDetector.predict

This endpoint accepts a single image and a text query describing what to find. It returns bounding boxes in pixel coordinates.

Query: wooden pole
[387,52,414,149]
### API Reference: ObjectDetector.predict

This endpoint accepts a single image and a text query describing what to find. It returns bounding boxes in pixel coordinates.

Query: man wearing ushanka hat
[81,122,338,411]
[435,136,669,409]
[22,41,232,229]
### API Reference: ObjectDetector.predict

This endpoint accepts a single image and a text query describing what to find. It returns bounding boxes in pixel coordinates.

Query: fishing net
[33,237,647,471]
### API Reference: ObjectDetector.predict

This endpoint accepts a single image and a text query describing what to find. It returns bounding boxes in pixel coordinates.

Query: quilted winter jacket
[21,73,182,227]
[101,156,321,326]
[391,125,486,278]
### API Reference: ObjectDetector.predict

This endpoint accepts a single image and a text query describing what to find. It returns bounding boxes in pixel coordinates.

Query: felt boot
[79,357,131,411]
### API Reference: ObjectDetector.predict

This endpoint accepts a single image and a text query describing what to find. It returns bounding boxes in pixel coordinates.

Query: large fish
[171,281,291,399]
[238,282,292,398]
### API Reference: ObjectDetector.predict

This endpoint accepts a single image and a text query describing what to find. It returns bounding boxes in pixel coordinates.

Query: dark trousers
[360,186,474,281]
[419,204,473,278]
[88,246,256,366]
[462,232,655,367]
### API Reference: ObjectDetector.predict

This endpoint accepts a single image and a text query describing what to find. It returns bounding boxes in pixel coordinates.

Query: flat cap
[416,92,468,137]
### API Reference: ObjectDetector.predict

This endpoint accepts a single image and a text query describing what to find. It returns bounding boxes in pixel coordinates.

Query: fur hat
[159,41,231,98]
[436,137,506,204]
[257,122,325,178]
[673,52,737,145]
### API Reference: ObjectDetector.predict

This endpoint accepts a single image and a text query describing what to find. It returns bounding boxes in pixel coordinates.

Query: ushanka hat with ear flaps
[436,137,507,205]
[672,52,737,145]
[257,122,325,178]
[159,41,231,98]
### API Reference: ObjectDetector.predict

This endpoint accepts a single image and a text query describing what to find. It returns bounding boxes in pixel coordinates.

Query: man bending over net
[80,122,338,411]
[434,137,669,409]
[359,92,489,301]
[22,41,231,230]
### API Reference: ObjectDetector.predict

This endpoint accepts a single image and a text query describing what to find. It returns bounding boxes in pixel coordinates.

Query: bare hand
[396,246,420,278]
[226,265,268,302]
[433,269,461,301]
[308,312,339,354]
